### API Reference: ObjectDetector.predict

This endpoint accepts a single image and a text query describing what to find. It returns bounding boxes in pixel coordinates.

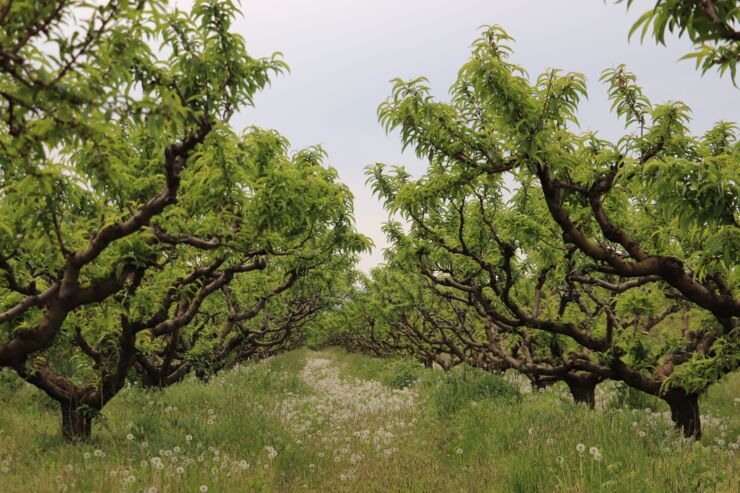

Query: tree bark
[60,402,93,442]
[565,378,597,409]
[663,389,701,439]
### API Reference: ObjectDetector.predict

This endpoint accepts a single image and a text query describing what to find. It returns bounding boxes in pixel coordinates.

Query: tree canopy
[0,0,368,440]
[325,24,739,438]
[619,0,740,81]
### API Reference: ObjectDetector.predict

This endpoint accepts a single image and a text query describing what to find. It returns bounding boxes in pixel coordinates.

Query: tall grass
[0,349,736,492]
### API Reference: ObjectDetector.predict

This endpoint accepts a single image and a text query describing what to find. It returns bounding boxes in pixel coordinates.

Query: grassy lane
[0,349,737,492]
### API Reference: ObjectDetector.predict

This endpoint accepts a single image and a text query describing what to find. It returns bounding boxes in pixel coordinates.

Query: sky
[212,0,739,273]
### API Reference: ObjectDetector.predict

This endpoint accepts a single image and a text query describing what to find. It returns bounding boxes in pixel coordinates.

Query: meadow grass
[0,349,737,492]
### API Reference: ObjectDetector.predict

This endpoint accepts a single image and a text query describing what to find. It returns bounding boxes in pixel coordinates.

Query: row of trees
[326,3,738,438]
[0,0,736,443]
[0,0,367,440]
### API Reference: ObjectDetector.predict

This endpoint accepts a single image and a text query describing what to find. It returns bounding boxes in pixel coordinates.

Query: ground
[0,349,737,492]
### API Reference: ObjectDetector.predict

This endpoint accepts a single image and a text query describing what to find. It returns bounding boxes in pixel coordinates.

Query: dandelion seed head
[264,446,278,459]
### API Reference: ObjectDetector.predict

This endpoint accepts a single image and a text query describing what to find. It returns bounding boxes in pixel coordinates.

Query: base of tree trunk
[61,403,93,442]
[565,378,597,409]
[663,389,701,439]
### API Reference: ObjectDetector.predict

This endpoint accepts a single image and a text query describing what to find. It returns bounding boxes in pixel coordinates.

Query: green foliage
[424,364,521,417]
[342,356,422,389]
[663,332,740,394]
[355,23,739,415]
[619,0,740,82]
[0,0,369,444]
[382,359,422,389]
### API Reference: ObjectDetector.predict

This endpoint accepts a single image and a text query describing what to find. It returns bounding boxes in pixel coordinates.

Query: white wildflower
[265,445,278,459]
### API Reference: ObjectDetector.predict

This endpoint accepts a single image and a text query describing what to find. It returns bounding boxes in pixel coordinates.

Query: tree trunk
[663,389,701,439]
[565,378,597,409]
[138,371,163,389]
[61,402,93,442]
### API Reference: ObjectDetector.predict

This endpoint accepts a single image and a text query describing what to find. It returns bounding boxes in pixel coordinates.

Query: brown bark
[536,165,740,319]
[571,358,703,437]
[663,389,701,439]
[0,121,213,371]
[565,377,598,409]
[60,401,94,441]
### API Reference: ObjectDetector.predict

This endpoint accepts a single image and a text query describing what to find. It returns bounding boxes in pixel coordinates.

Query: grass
[0,349,737,492]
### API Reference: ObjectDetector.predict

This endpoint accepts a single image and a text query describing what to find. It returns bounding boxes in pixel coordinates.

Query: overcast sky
[214,0,738,272]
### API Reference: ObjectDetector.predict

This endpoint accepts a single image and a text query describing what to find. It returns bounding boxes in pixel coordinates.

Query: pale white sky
[201,0,738,272]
